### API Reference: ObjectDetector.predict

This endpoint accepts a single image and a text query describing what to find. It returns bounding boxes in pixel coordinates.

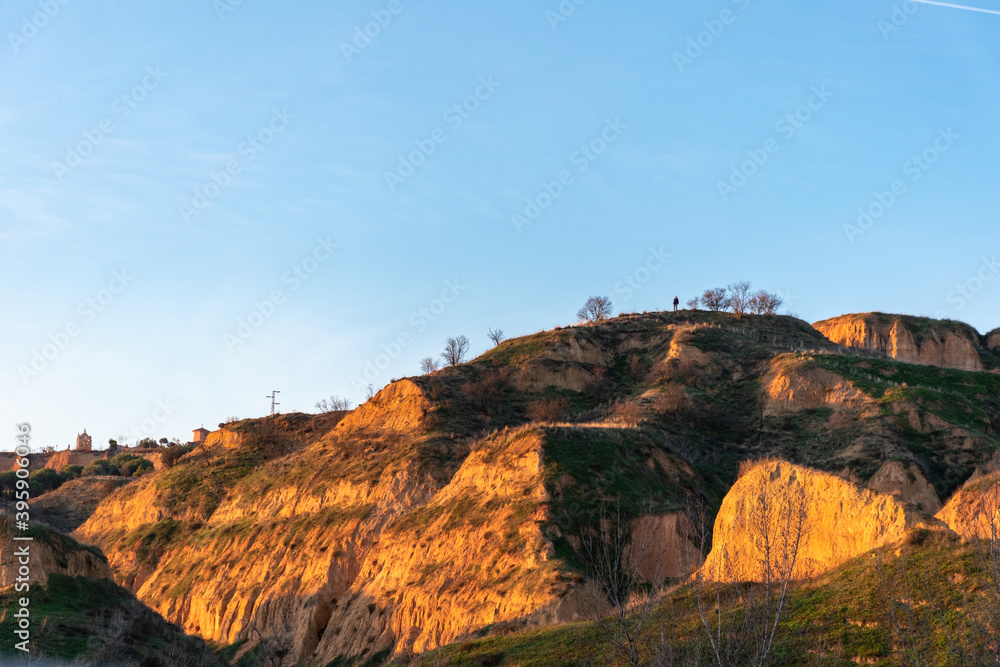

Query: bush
[653,385,691,416]
[462,368,513,419]
[161,444,197,469]
[60,464,84,480]
[82,460,117,477]
[110,453,154,478]
[527,398,569,423]
[587,365,612,403]
[626,354,643,379]
[0,471,16,500]
[650,357,702,386]
[608,399,643,425]
[29,468,63,494]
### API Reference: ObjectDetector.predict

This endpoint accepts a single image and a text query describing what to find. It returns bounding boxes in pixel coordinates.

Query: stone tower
[76,429,93,452]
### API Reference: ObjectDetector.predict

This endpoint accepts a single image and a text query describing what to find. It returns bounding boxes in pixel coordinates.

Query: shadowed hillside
[0,518,223,666]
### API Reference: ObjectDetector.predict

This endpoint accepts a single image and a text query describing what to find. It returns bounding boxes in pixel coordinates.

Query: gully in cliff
[10,422,33,653]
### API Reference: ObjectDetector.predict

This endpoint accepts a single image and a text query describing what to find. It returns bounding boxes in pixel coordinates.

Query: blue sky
[1,0,997,450]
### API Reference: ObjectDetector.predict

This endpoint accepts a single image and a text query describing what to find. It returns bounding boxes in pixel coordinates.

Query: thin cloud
[910,0,1000,15]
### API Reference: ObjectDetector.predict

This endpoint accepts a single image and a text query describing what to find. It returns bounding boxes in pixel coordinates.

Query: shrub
[60,464,84,480]
[527,398,569,423]
[653,385,691,416]
[82,460,117,477]
[608,399,643,425]
[161,444,197,469]
[29,468,63,494]
[0,472,16,500]
[587,365,612,403]
[120,458,154,478]
[627,354,643,379]
[650,357,701,386]
[463,368,513,418]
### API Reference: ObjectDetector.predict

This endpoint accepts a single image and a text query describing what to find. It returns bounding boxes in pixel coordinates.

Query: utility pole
[266,390,281,415]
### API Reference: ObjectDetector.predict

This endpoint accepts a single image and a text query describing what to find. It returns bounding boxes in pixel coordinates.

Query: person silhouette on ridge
[673,296,679,312]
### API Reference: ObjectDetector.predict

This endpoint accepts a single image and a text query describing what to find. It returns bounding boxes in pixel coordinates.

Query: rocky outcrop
[336,379,430,433]
[986,329,1000,353]
[510,331,609,393]
[1,519,112,589]
[761,355,864,416]
[513,362,594,393]
[813,313,984,372]
[631,512,702,582]
[38,450,109,471]
[936,471,1000,538]
[312,427,569,659]
[866,461,941,514]
[666,332,712,366]
[702,460,941,581]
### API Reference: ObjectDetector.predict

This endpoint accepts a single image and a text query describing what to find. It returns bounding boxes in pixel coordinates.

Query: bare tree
[686,296,701,310]
[582,500,663,667]
[685,471,809,667]
[578,296,614,323]
[441,335,470,366]
[315,396,351,413]
[700,288,730,312]
[727,281,753,318]
[420,356,440,374]
[487,327,506,347]
[365,383,376,401]
[86,608,133,665]
[748,290,783,315]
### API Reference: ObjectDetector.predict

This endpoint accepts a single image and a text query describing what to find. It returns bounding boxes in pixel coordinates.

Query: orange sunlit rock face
[701,460,945,583]
[813,313,984,372]
[936,471,1000,539]
[761,355,864,416]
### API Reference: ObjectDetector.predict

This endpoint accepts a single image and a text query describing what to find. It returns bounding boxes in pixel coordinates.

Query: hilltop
[62,309,1000,665]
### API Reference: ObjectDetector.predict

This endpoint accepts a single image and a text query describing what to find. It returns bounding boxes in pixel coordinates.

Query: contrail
[910,0,1000,15]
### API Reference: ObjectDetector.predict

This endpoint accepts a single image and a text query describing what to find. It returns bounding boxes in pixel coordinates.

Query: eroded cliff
[0,518,112,588]
[813,313,986,371]
[701,460,941,581]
